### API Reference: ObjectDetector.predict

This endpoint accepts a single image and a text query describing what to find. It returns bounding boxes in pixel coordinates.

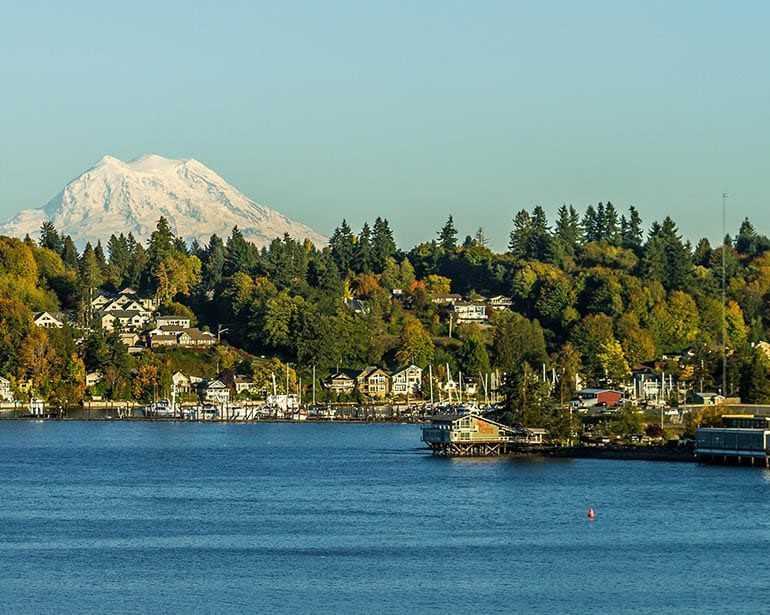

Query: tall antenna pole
[722,192,728,397]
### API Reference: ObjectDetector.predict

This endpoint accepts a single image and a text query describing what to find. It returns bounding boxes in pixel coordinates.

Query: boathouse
[422,413,532,456]
[696,415,770,466]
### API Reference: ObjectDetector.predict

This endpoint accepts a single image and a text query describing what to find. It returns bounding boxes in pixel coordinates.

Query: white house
[85,371,103,388]
[99,310,151,332]
[234,375,260,396]
[172,371,194,394]
[487,295,513,310]
[200,380,230,405]
[33,312,64,329]
[0,377,13,402]
[451,302,488,324]
[156,315,191,329]
[391,364,423,396]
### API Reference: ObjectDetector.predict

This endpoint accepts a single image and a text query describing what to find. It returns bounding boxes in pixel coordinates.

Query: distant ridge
[0,154,327,248]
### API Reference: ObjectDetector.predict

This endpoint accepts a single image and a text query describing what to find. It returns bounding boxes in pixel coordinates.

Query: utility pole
[722,192,728,397]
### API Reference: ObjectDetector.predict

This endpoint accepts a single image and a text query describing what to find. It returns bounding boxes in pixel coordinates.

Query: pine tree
[203,234,226,289]
[353,223,374,273]
[595,202,607,241]
[603,201,620,245]
[620,206,643,252]
[79,243,104,323]
[39,221,63,254]
[529,206,552,261]
[61,236,79,269]
[438,215,458,251]
[582,205,599,243]
[693,237,712,266]
[509,210,532,258]
[146,217,175,269]
[372,217,397,272]
[224,226,256,276]
[555,205,578,256]
[329,219,355,274]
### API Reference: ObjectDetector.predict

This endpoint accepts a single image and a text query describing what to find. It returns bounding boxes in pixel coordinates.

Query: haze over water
[0,422,768,614]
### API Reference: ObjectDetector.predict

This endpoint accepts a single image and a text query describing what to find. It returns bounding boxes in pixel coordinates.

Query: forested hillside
[2,202,770,423]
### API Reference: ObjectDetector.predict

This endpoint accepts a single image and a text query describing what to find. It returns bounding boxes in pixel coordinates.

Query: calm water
[0,422,768,614]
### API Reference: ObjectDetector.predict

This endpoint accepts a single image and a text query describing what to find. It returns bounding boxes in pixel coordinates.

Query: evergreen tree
[603,201,620,245]
[595,202,607,240]
[202,234,226,290]
[438,215,458,251]
[146,217,176,269]
[353,223,374,273]
[224,226,256,276]
[371,217,397,272]
[329,220,355,274]
[582,205,599,243]
[555,205,580,256]
[693,237,712,266]
[659,216,693,290]
[529,206,552,261]
[620,206,643,251]
[509,210,532,258]
[39,221,63,254]
[94,241,108,276]
[61,236,79,269]
[107,234,130,280]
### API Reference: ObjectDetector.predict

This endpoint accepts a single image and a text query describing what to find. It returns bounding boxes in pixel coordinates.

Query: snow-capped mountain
[0,154,327,248]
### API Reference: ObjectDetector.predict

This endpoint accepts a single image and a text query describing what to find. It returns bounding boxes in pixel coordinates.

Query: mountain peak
[0,155,327,248]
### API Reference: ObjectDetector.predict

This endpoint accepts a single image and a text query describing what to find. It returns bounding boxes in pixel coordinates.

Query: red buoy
[587,507,596,520]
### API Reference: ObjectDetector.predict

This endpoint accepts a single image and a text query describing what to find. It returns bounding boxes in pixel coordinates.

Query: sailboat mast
[722,192,728,396]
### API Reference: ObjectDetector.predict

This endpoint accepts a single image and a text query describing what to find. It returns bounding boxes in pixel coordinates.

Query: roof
[356,366,390,379]
[0,376,9,384]
[33,311,63,321]
[429,412,519,433]
[392,364,422,376]
[204,379,227,389]
[233,375,256,383]
[100,309,148,319]
[328,370,356,381]
[184,328,215,340]
[579,388,619,395]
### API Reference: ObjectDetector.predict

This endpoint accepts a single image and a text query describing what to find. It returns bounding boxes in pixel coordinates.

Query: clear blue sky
[1,0,768,249]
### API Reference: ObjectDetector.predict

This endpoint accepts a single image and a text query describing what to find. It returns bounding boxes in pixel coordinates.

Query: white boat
[147,399,174,417]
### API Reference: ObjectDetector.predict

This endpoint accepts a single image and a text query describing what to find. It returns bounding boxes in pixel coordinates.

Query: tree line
[3,202,770,434]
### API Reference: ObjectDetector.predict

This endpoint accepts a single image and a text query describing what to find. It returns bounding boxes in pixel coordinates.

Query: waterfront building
[574,388,623,409]
[0,376,13,402]
[690,391,725,406]
[421,412,539,456]
[391,365,422,396]
[324,371,356,395]
[233,375,261,396]
[200,380,230,405]
[355,367,390,399]
[696,415,770,466]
